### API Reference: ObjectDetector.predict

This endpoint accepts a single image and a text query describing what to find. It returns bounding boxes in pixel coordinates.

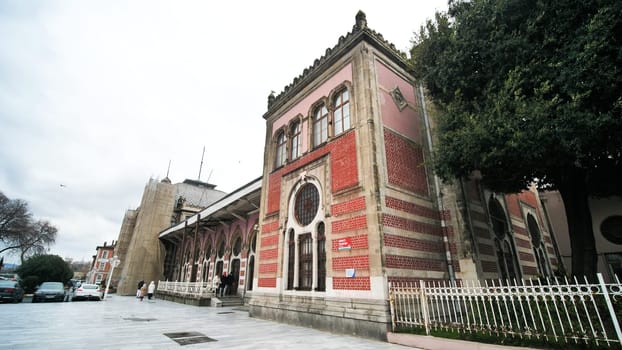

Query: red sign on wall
[337,237,352,251]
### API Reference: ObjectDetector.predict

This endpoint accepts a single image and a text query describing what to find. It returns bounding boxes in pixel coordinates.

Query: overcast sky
[0,1,448,264]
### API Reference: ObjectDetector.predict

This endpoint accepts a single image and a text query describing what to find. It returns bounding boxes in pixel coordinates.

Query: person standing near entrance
[212,274,221,296]
[219,272,227,297]
[223,272,233,297]
[147,281,155,300]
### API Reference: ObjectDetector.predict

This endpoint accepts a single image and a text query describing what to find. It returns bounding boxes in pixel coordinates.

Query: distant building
[541,192,622,280]
[113,177,227,295]
[86,240,116,285]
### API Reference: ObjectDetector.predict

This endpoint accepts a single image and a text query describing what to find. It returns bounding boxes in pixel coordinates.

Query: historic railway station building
[145,12,560,340]
[247,12,558,339]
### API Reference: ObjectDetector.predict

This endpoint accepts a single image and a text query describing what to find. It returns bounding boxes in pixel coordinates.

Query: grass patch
[394,327,620,350]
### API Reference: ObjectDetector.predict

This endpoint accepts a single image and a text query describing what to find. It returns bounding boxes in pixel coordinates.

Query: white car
[71,283,102,301]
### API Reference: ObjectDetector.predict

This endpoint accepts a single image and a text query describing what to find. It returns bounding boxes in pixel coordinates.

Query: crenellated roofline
[263,10,411,119]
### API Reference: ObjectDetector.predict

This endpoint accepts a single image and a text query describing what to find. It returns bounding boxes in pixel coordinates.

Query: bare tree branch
[0,191,58,261]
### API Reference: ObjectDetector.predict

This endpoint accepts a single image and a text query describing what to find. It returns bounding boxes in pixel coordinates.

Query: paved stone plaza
[0,295,414,350]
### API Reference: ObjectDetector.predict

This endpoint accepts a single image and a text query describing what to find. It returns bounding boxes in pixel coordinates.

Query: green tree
[411,0,622,276]
[16,255,73,293]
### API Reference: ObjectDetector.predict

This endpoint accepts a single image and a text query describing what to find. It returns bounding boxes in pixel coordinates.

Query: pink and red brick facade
[384,129,429,196]
[249,12,559,340]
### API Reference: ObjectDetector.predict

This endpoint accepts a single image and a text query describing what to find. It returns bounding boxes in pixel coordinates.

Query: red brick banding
[384,128,428,196]
[385,196,440,220]
[331,196,366,216]
[332,277,370,290]
[332,255,369,270]
[332,215,367,233]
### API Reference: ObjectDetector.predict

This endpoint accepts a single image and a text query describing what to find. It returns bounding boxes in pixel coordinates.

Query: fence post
[420,280,430,335]
[597,273,622,345]
[388,282,396,332]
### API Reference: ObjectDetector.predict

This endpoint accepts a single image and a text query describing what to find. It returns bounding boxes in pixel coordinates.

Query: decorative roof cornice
[264,10,410,119]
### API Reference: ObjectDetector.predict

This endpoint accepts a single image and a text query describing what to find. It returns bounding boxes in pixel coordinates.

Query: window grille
[294,183,319,226]
[299,233,313,290]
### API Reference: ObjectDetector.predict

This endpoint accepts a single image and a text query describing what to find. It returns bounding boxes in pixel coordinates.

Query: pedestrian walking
[136,280,145,299]
[219,272,227,297]
[147,281,155,300]
[139,283,146,301]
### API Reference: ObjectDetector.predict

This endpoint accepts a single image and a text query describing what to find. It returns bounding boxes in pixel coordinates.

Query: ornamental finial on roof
[268,90,276,108]
[354,10,367,31]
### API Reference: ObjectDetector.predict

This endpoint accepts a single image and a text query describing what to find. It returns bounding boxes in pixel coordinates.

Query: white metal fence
[156,281,216,298]
[389,273,622,347]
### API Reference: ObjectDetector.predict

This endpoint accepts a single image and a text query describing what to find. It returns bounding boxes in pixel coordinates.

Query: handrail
[156,280,216,297]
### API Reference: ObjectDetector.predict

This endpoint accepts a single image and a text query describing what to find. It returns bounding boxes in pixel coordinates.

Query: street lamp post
[103,255,120,300]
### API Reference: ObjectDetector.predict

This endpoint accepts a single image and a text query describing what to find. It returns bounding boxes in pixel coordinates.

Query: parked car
[69,279,82,289]
[0,280,24,303]
[32,282,66,303]
[71,283,102,301]
[0,273,19,281]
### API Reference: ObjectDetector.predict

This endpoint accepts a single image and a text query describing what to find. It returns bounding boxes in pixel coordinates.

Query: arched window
[527,213,550,277]
[283,179,327,293]
[247,256,255,291]
[294,183,320,226]
[333,88,350,136]
[202,243,212,283]
[490,199,508,239]
[313,104,328,147]
[316,222,326,292]
[290,120,301,160]
[194,246,200,262]
[201,260,210,283]
[215,237,225,278]
[299,233,313,290]
[233,236,242,256]
[217,240,225,259]
[192,245,200,281]
[247,231,257,291]
[287,229,295,290]
[275,130,287,167]
[205,242,212,260]
[489,198,519,281]
[251,231,257,253]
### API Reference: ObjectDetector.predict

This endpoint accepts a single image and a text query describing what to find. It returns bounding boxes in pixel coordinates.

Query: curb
[387,333,539,350]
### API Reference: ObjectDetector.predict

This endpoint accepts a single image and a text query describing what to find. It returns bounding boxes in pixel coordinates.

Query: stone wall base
[248,293,390,341]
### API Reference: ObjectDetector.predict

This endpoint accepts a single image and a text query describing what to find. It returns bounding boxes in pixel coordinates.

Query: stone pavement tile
[0,296,415,350]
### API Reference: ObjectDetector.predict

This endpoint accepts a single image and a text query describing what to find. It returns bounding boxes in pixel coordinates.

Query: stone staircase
[212,295,244,307]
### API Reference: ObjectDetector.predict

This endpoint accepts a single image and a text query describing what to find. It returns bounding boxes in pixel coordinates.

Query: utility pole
[198,146,205,181]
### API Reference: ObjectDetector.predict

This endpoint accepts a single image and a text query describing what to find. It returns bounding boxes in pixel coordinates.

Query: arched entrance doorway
[230,259,240,295]
[229,235,242,295]
[246,229,258,292]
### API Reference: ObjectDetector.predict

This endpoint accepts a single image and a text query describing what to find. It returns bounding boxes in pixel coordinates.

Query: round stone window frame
[601,215,622,245]
[294,182,320,226]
